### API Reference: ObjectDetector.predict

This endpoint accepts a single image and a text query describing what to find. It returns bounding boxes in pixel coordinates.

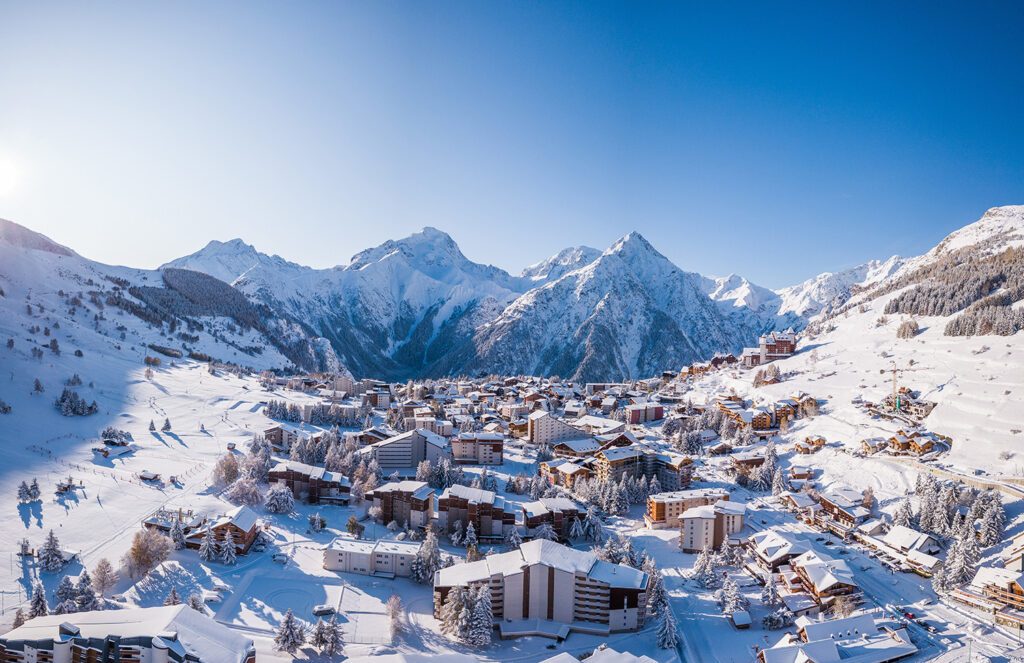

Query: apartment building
[644,488,730,529]
[678,500,747,552]
[358,428,449,470]
[526,411,586,445]
[268,460,351,504]
[451,432,504,465]
[521,496,582,539]
[433,540,649,637]
[437,484,515,541]
[364,480,435,530]
[323,537,422,578]
[0,606,255,663]
[593,446,693,491]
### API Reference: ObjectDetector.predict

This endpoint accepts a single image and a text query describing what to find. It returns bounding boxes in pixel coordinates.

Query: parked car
[312,605,335,616]
[272,553,288,564]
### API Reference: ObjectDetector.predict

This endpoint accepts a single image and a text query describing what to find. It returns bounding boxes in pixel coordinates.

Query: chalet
[882,525,941,555]
[816,488,871,535]
[729,450,766,472]
[788,465,813,481]
[644,488,730,529]
[346,425,397,447]
[364,481,433,530]
[860,437,887,455]
[750,407,775,431]
[749,530,811,571]
[790,550,860,606]
[551,437,602,458]
[451,432,504,465]
[521,496,582,540]
[563,400,588,418]
[437,484,515,541]
[572,415,626,436]
[185,506,260,555]
[263,424,301,453]
[268,460,351,504]
[539,458,594,489]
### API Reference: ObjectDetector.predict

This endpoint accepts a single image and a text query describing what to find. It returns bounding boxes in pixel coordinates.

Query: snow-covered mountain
[520,246,602,284]
[0,219,344,375]
[775,256,905,319]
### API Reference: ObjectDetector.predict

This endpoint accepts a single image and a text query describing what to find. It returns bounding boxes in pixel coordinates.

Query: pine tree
[321,614,342,655]
[412,528,442,584]
[29,478,40,500]
[717,576,747,613]
[198,527,217,562]
[164,588,181,606]
[649,475,662,496]
[311,618,330,650]
[273,609,306,654]
[464,521,478,548]
[187,593,205,612]
[643,556,667,615]
[533,521,558,541]
[75,570,99,611]
[656,606,679,649]
[55,575,77,605]
[220,529,237,565]
[28,583,48,617]
[771,468,787,496]
[149,420,156,432]
[12,608,26,629]
[264,485,294,514]
[761,574,781,608]
[505,526,523,548]
[169,519,186,550]
[439,586,465,638]
[893,499,915,529]
[161,418,172,432]
[39,530,65,572]
[469,585,493,646]
[18,481,30,502]
[569,516,585,541]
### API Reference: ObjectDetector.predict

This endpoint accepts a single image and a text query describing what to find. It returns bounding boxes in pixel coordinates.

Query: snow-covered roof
[882,525,936,553]
[369,480,433,500]
[2,606,253,663]
[553,437,601,453]
[970,566,1024,592]
[797,613,875,642]
[435,540,645,590]
[440,483,500,507]
[792,551,857,593]
[750,530,810,563]
[649,488,729,504]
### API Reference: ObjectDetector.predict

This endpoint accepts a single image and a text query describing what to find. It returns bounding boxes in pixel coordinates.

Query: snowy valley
[0,206,1023,663]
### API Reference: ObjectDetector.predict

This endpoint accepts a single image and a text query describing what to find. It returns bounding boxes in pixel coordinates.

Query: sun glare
[0,157,20,196]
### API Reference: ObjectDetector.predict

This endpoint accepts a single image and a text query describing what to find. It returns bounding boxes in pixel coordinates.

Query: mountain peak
[521,245,601,283]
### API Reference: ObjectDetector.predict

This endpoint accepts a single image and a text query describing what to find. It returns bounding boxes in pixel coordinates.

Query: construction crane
[882,362,928,412]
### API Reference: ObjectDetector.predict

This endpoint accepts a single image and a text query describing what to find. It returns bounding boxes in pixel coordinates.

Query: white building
[0,606,255,663]
[433,540,649,637]
[360,428,449,470]
[323,537,422,577]
[526,411,586,446]
[678,499,747,552]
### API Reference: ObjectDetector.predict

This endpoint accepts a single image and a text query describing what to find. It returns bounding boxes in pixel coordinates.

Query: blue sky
[0,1,1022,288]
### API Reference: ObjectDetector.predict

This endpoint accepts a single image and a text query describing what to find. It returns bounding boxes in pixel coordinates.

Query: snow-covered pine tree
[464,521,478,548]
[28,582,48,617]
[439,586,468,640]
[264,485,294,514]
[649,475,662,496]
[18,481,30,502]
[161,418,171,432]
[533,522,558,541]
[450,520,464,546]
[642,556,667,615]
[149,420,156,432]
[29,478,40,500]
[220,529,237,565]
[469,585,493,646]
[39,530,65,572]
[273,609,306,653]
[761,574,781,608]
[164,588,181,606]
[12,608,26,629]
[75,570,99,611]
[310,618,330,650]
[187,593,205,612]
[55,575,77,606]
[771,468,787,496]
[505,526,523,548]
[198,527,217,562]
[717,576,747,613]
[322,614,342,655]
[568,516,585,541]
[893,499,915,529]
[169,519,186,550]
[656,606,679,649]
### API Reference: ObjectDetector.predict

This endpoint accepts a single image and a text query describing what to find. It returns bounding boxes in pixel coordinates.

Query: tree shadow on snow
[18,500,44,529]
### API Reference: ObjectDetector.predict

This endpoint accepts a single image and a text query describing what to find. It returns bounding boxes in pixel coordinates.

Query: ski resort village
[1,206,1024,663]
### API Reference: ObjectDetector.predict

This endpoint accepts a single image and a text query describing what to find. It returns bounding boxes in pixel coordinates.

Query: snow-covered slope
[775,256,905,319]
[0,221,343,374]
